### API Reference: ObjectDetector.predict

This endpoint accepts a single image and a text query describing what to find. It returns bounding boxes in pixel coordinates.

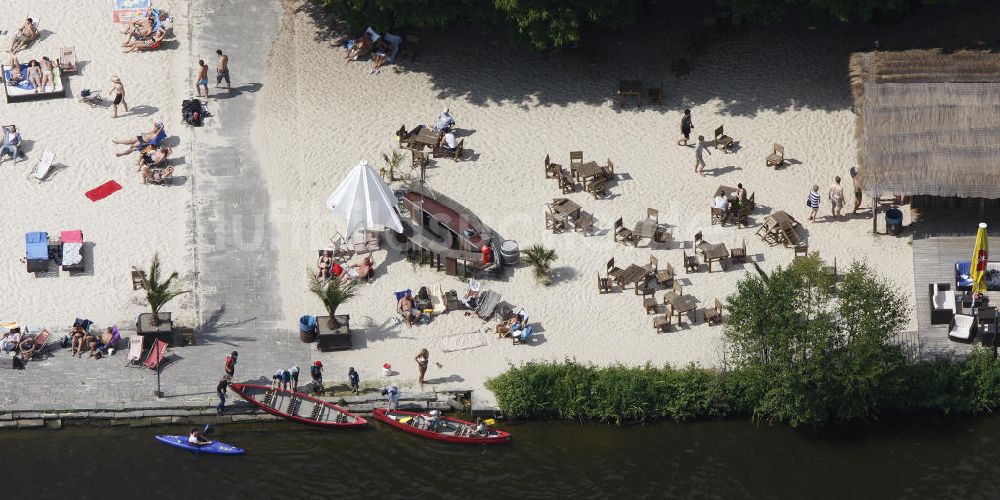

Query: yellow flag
[971,223,989,295]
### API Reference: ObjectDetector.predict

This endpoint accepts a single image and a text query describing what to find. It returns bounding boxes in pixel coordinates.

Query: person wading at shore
[678,109,693,146]
[109,76,128,118]
[224,351,238,378]
[415,348,429,385]
[216,375,230,414]
[215,49,230,92]
[310,361,324,395]
[694,135,711,176]
[196,59,209,98]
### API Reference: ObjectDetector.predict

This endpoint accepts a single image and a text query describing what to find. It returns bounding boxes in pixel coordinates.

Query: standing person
[382,385,400,410]
[310,361,324,395]
[109,76,128,118]
[828,176,845,218]
[216,375,231,415]
[807,184,821,222]
[272,369,284,390]
[348,367,360,394]
[196,60,209,98]
[415,348,429,385]
[694,135,711,176]
[224,351,238,378]
[851,167,863,214]
[215,49,230,92]
[678,109,693,146]
[288,365,300,391]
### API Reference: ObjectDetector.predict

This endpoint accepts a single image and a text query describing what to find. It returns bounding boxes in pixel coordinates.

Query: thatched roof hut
[849,49,1000,199]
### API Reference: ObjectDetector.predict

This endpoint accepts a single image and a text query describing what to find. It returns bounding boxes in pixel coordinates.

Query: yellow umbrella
[971,222,989,297]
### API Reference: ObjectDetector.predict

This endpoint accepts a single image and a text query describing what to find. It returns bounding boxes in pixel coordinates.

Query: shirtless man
[9,18,38,54]
[109,76,128,118]
[196,59,209,97]
[828,176,846,218]
[113,120,165,156]
[215,49,230,91]
[122,14,154,45]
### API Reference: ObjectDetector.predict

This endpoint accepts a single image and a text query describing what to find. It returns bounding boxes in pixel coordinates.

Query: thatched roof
[850,49,1000,199]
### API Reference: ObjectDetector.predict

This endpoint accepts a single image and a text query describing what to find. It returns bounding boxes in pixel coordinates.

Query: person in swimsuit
[215,49,230,91]
[69,324,87,357]
[122,14,154,45]
[122,28,165,52]
[109,76,128,118]
[317,250,333,280]
[415,348,429,385]
[678,109,693,146]
[113,120,165,156]
[25,60,42,93]
[5,56,22,86]
[370,38,391,74]
[196,59,209,98]
[9,18,38,54]
[39,57,54,92]
[137,145,171,172]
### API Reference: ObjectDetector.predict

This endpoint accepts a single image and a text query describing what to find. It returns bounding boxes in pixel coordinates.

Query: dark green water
[4,415,996,499]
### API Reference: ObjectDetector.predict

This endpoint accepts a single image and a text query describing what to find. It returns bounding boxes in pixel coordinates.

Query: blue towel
[25,232,48,260]
[956,261,973,288]
[394,289,412,301]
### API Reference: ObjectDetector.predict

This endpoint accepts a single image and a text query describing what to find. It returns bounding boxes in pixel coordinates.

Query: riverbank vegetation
[488,256,1000,427]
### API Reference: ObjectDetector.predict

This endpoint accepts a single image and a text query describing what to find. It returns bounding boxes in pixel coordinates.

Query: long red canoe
[230,383,367,428]
[372,408,511,444]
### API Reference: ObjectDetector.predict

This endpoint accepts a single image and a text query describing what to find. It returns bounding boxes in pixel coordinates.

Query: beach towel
[437,331,487,353]
[86,180,121,201]
[114,0,151,24]
[61,230,83,267]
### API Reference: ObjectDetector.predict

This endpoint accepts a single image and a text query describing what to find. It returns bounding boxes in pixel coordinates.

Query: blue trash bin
[885,208,903,235]
[299,315,318,343]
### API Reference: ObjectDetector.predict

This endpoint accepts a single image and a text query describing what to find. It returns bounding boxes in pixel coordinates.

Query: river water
[4,415,995,499]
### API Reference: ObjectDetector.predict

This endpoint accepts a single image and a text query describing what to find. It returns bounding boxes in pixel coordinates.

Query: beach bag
[182,99,203,126]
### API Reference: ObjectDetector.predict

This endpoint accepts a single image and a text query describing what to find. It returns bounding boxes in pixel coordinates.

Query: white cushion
[949,314,975,340]
[933,289,956,312]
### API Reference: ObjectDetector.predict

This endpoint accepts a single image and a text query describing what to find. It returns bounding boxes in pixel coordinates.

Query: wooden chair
[653,310,673,332]
[597,273,613,294]
[545,211,566,233]
[711,207,727,225]
[544,154,561,179]
[569,151,583,169]
[794,243,808,259]
[766,144,785,168]
[585,176,606,199]
[131,270,145,290]
[684,250,699,273]
[643,292,659,314]
[558,170,576,194]
[58,47,77,73]
[654,227,672,247]
[647,83,664,105]
[694,231,704,249]
[644,255,658,274]
[601,158,615,181]
[607,257,626,287]
[646,208,659,224]
[734,206,751,228]
[613,218,634,244]
[656,263,675,288]
[573,212,594,235]
[663,282,682,305]
[730,239,747,263]
[704,298,723,325]
[714,126,734,153]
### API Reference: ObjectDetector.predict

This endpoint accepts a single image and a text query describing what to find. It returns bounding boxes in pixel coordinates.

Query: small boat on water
[230,383,367,428]
[154,435,245,455]
[372,408,511,444]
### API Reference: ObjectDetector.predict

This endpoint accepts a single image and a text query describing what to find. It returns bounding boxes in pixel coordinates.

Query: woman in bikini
[39,57,54,92]
[317,250,333,279]
[25,60,42,93]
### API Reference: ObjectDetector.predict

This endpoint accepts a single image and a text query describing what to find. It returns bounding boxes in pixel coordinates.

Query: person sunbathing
[39,57,54,92]
[348,256,374,282]
[25,60,42,93]
[70,324,87,357]
[122,28,166,53]
[398,291,421,327]
[317,250,333,280]
[495,311,526,338]
[9,18,38,54]
[122,14,155,44]
[113,120,165,156]
[136,145,171,171]
[5,56,22,85]
[370,38,391,74]
[0,330,21,354]
[345,31,374,61]
[142,164,175,184]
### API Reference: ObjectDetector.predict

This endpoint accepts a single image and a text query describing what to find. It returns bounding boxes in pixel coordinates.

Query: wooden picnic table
[551,198,581,219]
[619,80,642,106]
[572,161,604,182]
[701,243,729,272]
[632,219,660,247]
[764,211,801,246]
[669,295,698,324]
[618,264,649,290]
[406,126,441,149]
[716,185,739,200]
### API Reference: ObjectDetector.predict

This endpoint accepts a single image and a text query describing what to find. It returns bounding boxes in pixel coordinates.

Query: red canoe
[230,383,367,428]
[372,408,511,444]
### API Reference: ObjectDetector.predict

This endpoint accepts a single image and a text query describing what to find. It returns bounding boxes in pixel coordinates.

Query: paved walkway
[0,0,309,412]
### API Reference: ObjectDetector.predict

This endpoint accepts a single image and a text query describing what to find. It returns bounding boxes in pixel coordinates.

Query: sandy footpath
[251,4,915,393]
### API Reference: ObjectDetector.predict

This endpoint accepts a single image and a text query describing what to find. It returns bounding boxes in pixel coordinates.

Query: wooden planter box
[315,315,351,352]
[137,312,174,349]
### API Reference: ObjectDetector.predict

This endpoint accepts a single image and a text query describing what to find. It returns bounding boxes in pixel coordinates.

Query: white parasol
[326,160,403,235]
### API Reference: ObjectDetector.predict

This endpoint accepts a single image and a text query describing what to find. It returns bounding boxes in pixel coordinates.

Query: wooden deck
[910,207,1000,359]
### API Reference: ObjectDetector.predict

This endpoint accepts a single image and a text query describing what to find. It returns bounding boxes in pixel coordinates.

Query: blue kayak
[154,435,245,455]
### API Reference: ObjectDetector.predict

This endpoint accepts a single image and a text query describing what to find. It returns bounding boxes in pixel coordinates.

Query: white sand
[0,1,197,330]
[252,5,915,393]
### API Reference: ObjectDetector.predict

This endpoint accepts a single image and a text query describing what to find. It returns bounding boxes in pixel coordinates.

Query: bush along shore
[487,256,1000,427]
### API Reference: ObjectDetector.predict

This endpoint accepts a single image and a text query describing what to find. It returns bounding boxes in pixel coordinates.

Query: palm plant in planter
[308,271,359,329]
[524,244,557,285]
[381,149,406,182]
[134,253,189,326]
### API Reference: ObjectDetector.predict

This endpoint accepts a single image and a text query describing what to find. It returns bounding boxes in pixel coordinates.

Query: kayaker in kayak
[188,428,211,447]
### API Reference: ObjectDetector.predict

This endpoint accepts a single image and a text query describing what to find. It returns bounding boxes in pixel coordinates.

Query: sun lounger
[475,290,502,320]
[27,151,55,181]
[25,231,49,273]
[383,32,402,63]
[430,284,447,315]
[18,329,50,361]
[60,230,84,272]
[58,47,77,73]
[144,339,168,370]
[125,335,143,366]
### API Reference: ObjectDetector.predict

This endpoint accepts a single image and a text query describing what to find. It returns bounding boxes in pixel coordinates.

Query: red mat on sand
[85,181,122,201]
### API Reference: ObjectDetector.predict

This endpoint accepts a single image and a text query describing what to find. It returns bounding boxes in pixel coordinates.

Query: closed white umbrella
[326,160,403,235]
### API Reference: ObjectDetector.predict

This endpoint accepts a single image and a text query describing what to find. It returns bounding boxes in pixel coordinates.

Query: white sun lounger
[125,335,143,366]
[27,151,54,181]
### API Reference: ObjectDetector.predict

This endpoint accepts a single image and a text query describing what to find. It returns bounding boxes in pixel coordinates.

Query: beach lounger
[60,230,84,272]
[430,284,447,315]
[25,231,49,273]
[18,329,50,361]
[475,290,501,320]
[144,339,168,370]
[58,47,77,73]
[383,32,402,63]
[27,151,55,182]
[125,335,143,366]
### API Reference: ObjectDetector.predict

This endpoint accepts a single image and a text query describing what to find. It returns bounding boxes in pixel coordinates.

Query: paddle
[191,424,211,460]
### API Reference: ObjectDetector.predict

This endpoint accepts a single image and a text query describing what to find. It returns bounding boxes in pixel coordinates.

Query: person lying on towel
[122,28,166,53]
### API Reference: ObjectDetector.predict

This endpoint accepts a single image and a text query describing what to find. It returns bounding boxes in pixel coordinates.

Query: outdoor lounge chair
[929,283,957,325]
[18,329,50,361]
[704,299,723,325]
[948,314,975,342]
[766,144,784,167]
[125,335,143,366]
[475,290,502,320]
[58,47,77,73]
[60,230,84,272]
[430,284,447,315]
[27,151,54,182]
[714,126,734,152]
[25,231,49,273]
[131,270,145,290]
[143,339,168,370]
[544,154,561,179]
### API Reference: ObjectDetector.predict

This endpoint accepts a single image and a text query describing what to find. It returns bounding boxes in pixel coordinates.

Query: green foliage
[308,269,359,318]
[133,253,189,317]
[381,149,406,182]
[523,244,557,285]
[718,0,956,23]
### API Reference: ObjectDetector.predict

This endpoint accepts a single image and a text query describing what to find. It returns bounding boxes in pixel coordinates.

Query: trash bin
[500,240,519,266]
[299,315,318,343]
[885,208,903,236]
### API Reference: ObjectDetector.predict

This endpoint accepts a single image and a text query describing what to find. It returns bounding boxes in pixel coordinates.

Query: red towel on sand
[86,181,122,201]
